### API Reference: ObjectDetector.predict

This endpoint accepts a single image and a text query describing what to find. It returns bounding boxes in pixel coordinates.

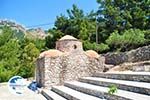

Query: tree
[46,1,149,53]
[45,29,64,49]
[95,0,149,51]
[0,26,41,82]
[47,4,97,51]
[17,43,40,78]
[97,0,150,32]
[54,4,96,40]
[0,38,21,81]
[0,26,14,46]
[0,26,21,82]
[32,39,46,52]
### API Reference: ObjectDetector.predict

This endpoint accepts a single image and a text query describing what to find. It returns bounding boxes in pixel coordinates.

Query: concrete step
[64,81,150,100]
[79,77,150,95]
[41,89,67,100]
[51,86,103,100]
[93,72,150,82]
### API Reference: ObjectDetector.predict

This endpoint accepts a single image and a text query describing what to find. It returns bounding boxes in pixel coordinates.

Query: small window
[73,45,77,49]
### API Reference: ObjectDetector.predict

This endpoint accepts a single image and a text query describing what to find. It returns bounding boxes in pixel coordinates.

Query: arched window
[73,45,77,49]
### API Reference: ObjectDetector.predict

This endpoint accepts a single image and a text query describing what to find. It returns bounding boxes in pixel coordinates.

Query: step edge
[64,81,150,100]
[80,77,150,89]
[52,86,103,100]
[42,89,67,100]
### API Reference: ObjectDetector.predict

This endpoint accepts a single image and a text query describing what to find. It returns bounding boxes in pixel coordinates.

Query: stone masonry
[36,35,105,87]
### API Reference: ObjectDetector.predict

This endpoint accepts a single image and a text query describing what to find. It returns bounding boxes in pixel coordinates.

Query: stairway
[41,72,150,100]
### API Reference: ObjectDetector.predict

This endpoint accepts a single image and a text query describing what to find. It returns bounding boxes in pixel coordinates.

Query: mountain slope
[0,20,47,39]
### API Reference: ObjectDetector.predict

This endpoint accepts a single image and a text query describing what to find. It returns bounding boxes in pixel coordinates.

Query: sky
[0,0,98,30]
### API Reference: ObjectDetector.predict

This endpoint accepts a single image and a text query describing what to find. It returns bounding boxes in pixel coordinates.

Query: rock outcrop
[104,45,150,65]
[0,19,47,39]
[108,61,150,72]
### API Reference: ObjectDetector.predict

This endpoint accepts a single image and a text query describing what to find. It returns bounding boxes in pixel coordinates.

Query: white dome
[59,35,78,41]
[39,49,63,58]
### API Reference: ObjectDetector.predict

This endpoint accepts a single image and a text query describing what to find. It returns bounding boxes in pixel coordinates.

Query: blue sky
[0,0,98,29]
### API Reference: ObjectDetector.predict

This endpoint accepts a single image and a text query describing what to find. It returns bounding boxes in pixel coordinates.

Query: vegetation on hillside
[0,0,149,82]
[0,26,44,82]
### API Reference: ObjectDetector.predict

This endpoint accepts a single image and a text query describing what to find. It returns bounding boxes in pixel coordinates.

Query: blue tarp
[28,81,38,92]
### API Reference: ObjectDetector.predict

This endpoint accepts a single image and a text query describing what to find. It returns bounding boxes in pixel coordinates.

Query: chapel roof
[59,35,78,41]
[39,49,63,58]
[85,50,100,58]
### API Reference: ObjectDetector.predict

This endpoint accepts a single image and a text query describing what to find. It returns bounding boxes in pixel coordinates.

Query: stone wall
[36,35,105,87]
[56,40,83,52]
[36,58,45,87]
[104,45,150,65]
[36,51,105,87]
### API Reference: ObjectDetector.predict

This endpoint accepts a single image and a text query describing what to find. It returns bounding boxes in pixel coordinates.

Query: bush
[0,70,16,82]
[122,29,145,46]
[83,40,109,53]
[106,29,146,51]
[106,31,121,46]
[95,43,110,53]
[106,31,121,50]
[108,84,118,95]
[83,40,94,50]
[144,30,150,44]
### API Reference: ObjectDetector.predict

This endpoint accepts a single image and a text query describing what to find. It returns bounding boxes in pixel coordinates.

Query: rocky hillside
[27,28,47,39]
[104,45,150,65]
[108,61,150,72]
[0,19,47,39]
[103,45,150,72]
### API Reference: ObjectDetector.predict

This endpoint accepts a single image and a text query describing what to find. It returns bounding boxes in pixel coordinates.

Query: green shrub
[83,40,109,53]
[83,40,94,50]
[95,43,110,53]
[106,29,146,51]
[106,31,122,47]
[0,70,16,82]
[122,29,145,45]
[108,84,118,95]
[144,30,150,44]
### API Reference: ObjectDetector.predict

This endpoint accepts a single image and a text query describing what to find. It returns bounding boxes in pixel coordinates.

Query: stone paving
[0,83,46,100]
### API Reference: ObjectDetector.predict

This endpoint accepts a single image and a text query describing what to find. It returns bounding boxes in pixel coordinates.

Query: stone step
[41,89,67,100]
[79,77,150,95]
[51,86,103,100]
[64,81,150,100]
[93,72,150,82]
